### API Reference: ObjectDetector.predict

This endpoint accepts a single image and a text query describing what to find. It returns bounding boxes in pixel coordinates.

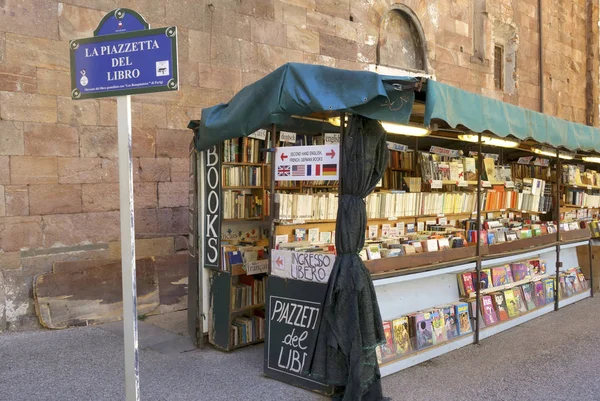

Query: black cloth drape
[308,115,390,401]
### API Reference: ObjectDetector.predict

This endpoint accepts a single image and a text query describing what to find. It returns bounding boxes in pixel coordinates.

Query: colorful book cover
[430,309,447,345]
[564,276,575,297]
[455,302,472,335]
[510,262,531,282]
[577,271,588,290]
[528,259,546,275]
[381,321,395,359]
[491,266,509,287]
[459,272,475,296]
[481,269,492,289]
[481,295,498,326]
[544,278,555,304]
[533,281,546,306]
[392,317,412,356]
[569,272,582,293]
[513,287,528,313]
[559,276,567,299]
[294,228,307,241]
[442,305,459,340]
[492,292,509,321]
[308,228,320,242]
[521,283,536,310]
[503,290,520,318]
[477,270,490,290]
[414,312,434,350]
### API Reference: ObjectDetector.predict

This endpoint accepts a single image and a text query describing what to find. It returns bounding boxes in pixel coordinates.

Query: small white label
[505,181,515,188]
[457,181,468,187]
[482,181,491,188]
[431,180,443,189]
[292,219,305,224]
[156,60,169,76]
[324,133,340,144]
[587,185,592,190]
[280,131,297,143]
[249,129,267,140]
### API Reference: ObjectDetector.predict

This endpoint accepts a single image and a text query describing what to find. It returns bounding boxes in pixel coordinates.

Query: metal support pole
[474,132,483,344]
[554,150,561,311]
[117,95,140,401]
[339,112,345,194]
[589,239,594,298]
[269,124,277,254]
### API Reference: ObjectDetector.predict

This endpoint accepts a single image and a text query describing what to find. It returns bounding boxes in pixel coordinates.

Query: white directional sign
[274,144,339,181]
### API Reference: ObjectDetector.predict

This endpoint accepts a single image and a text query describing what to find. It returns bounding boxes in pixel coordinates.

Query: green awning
[424,80,600,152]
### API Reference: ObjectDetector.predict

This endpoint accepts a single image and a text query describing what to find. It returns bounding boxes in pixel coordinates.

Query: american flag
[292,165,306,176]
[277,165,291,176]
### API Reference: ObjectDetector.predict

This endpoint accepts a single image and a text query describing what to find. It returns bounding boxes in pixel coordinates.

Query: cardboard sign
[430,146,460,157]
[279,131,297,143]
[275,145,340,181]
[244,259,269,275]
[517,156,534,165]
[249,129,267,140]
[324,133,340,144]
[387,142,409,152]
[271,250,334,284]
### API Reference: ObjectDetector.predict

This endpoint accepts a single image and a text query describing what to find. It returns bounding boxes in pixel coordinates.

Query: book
[463,158,477,181]
[358,248,368,261]
[483,158,497,181]
[319,231,332,244]
[513,287,528,313]
[455,302,472,334]
[430,309,447,345]
[366,245,381,260]
[442,305,459,340]
[533,281,546,306]
[503,289,520,318]
[521,283,536,310]
[478,270,490,290]
[491,266,510,287]
[544,278,555,304]
[392,317,412,356]
[510,262,530,282]
[458,272,475,296]
[308,228,320,242]
[491,292,509,321]
[274,235,288,249]
[294,228,307,241]
[413,311,434,350]
[528,259,546,275]
[481,295,498,326]
[381,321,395,359]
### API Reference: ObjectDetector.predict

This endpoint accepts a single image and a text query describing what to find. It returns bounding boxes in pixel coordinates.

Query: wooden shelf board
[222,162,266,166]
[231,303,265,313]
[479,302,555,341]
[223,186,263,189]
[230,339,264,350]
[465,273,554,299]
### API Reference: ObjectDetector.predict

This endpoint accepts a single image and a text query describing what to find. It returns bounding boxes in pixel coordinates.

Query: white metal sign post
[69,8,179,400]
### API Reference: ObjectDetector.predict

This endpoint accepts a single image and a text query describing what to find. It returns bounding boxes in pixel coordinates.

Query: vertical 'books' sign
[204,145,221,270]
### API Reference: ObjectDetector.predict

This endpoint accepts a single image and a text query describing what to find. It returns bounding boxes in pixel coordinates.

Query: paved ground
[1,296,599,401]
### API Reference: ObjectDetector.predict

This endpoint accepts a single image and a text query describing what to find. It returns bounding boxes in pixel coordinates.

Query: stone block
[99,99,117,126]
[198,64,242,91]
[132,128,156,158]
[139,158,170,182]
[188,29,211,64]
[233,0,275,20]
[165,0,211,31]
[42,211,120,247]
[134,182,158,209]
[120,0,166,24]
[0,0,59,40]
[280,0,315,8]
[99,158,142,183]
[81,183,119,212]
[37,68,71,97]
[23,123,79,157]
[4,185,29,216]
[156,129,193,158]
[0,185,4,217]
[241,40,259,72]
[58,3,106,40]
[29,184,83,215]
[316,0,350,19]
[251,18,286,47]
[303,53,336,67]
[178,59,199,87]
[319,33,358,62]
[0,121,24,156]
[0,92,57,123]
[0,216,43,252]
[5,33,68,71]
[108,237,174,260]
[135,208,159,236]
[142,103,167,129]
[0,251,21,271]
[211,9,252,41]
[166,106,201,131]
[170,158,189,182]
[57,97,100,126]
[21,245,110,276]
[256,43,303,72]
[59,0,117,10]
[307,10,337,35]
[10,156,58,185]
[58,157,103,184]
[210,34,242,68]
[287,26,319,53]
[0,157,9,184]
[282,3,307,26]
[158,182,188,208]
[0,64,37,93]
[80,126,118,158]
[157,206,188,235]
[335,18,358,42]
[174,235,188,252]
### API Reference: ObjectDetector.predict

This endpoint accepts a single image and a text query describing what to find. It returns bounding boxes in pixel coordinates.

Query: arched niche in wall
[377,5,429,73]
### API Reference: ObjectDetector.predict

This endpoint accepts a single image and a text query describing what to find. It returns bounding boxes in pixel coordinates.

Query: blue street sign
[94,8,150,36]
[69,27,179,100]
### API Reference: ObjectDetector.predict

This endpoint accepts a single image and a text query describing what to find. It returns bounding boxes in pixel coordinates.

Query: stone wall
[0,0,596,330]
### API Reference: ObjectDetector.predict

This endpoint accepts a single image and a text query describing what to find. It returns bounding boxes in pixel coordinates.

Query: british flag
[277,165,291,176]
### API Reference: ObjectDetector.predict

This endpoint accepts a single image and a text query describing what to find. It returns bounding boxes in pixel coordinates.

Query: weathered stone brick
[166,106,201,131]
[251,19,287,47]
[82,182,157,212]
[0,251,21,271]
[57,97,100,126]
[4,185,29,216]
[0,216,43,252]
[170,158,189,182]
[58,157,103,184]
[0,185,5,217]
[157,206,188,235]
[335,58,367,71]
[0,92,57,123]
[158,182,188,208]
[0,0,59,40]
[121,0,166,23]
[256,43,303,71]
[29,184,82,215]
[188,29,211,64]
[58,3,106,40]
[0,32,5,63]
[135,208,159,236]
[0,64,37,93]
[99,99,117,126]
[303,53,336,67]
[211,9,252,41]
[179,85,233,108]
[335,18,358,42]
[174,235,188,252]
[319,34,358,61]
[165,0,211,31]
[142,103,167,129]
[139,158,170,182]
[234,0,275,20]
[10,157,58,185]
[132,128,156,158]
[24,123,79,157]
[5,33,68,71]
[0,157,9,184]
[287,26,320,53]
[198,64,242,91]
[99,158,141,183]
[316,0,350,19]
[42,211,120,247]
[108,237,174,260]
[282,3,307,26]
[80,126,117,158]
[59,0,117,10]
[134,182,158,209]
[0,121,24,156]
[307,10,337,35]
[210,34,242,68]
[156,129,193,158]
[37,69,71,97]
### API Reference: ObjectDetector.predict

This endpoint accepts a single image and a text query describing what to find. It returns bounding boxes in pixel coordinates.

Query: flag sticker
[306,165,312,176]
[292,165,306,176]
[315,165,321,176]
[277,165,291,176]
[322,164,337,176]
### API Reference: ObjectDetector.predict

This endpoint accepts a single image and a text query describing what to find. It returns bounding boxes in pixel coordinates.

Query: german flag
[322,164,337,176]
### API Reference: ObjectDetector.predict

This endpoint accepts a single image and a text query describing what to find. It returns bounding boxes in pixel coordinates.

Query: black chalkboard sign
[203,145,221,270]
[264,276,333,395]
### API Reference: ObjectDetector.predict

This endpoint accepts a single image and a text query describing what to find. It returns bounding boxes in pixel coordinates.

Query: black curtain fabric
[308,115,390,401]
